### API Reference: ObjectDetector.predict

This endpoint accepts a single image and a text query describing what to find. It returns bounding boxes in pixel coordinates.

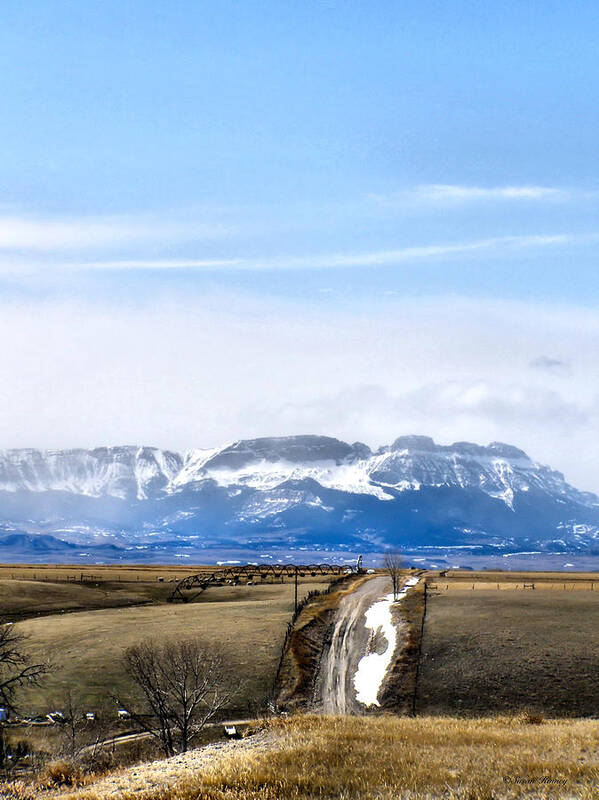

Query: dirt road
[79,718,251,755]
[315,576,394,714]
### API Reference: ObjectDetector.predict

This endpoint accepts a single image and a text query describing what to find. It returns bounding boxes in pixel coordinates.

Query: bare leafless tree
[54,691,109,763]
[120,638,235,756]
[0,624,50,713]
[382,549,403,600]
[0,623,50,769]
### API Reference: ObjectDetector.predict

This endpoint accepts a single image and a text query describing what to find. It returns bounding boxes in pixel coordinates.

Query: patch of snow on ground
[353,576,420,707]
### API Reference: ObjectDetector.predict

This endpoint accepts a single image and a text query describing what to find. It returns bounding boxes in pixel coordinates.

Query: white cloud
[413,184,569,203]
[0,213,229,251]
[369,184,584,207]
[66,233,572,272]
[0,293,598,492]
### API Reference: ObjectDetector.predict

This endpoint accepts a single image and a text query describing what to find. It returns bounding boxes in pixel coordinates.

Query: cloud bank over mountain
[0,292,597,493]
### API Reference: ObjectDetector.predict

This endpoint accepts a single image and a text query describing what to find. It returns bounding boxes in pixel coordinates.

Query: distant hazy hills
[0,435,597,559]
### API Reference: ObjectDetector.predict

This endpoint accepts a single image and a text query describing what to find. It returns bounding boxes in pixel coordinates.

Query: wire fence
[427,580,599,591]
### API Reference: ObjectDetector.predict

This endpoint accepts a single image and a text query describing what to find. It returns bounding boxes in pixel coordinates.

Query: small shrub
[38,758,83,788]
[504,708,547,725]
[520,709,546,725]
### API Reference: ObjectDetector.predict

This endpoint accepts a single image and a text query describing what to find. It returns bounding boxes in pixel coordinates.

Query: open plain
[1,565,599,799]
[418,572,599,716]
[1,565,333,717]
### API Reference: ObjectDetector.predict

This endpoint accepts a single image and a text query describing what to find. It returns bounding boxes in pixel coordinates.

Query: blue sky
[1,1,599,489]
[1,0,598,296]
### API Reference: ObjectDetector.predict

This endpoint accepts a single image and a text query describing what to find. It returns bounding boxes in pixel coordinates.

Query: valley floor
[2,568,599,798]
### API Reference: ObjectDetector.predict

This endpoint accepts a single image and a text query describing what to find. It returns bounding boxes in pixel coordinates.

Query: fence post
[412,581,428,717]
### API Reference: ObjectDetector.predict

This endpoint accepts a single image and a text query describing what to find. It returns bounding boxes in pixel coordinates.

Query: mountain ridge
[0,435,589,503]
[0,435,597,558]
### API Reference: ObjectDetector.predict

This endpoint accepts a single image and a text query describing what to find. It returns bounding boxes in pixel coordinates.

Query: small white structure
[85,712,96,721]
[224,725,240,739]
[117,709,130,719]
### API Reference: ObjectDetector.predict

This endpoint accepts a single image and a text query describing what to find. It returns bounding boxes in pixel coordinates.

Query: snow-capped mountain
[0,435,598,559]
[0,446,183,500]
[0,435,590,507]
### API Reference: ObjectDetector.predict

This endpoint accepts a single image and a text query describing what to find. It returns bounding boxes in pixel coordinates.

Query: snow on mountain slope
[0,435,595,511]
[0,446,182,499]
[190,457,394,501]
[171,447,226,488]
[172,436,392,498]
[365,436,595,510]
[173,435,597,511]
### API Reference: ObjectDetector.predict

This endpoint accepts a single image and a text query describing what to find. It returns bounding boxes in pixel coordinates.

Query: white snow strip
[353,576,420,707]
[184,458,395,500]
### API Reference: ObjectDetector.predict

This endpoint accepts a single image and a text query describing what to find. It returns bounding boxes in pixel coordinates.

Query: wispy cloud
[369,184,586,207]
[71,233,572,272]
[0,213,229,251]
[415,184,568,202]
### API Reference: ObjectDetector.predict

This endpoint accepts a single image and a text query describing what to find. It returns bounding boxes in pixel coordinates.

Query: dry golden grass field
[418,580,599,716]
[0,564,245,620]
[4,566,599,720]
[1,566,333,717]
[442,569,599,583]
[0,578,169,620]
[59,715,599,800]
[2,568,599,799]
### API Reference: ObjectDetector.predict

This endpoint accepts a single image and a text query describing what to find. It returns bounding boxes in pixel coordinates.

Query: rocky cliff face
[0,435,597,556]
[0,446,183,499]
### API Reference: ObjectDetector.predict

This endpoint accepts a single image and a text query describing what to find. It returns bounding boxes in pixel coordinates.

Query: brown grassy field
[57,715,599,800]
[0,565,213,582]
[418,584,599,716]
[2,569,599,799]
[0,564,264,620]
[0,578,172,620]
[13,578,330,717]
[442,569,599,583]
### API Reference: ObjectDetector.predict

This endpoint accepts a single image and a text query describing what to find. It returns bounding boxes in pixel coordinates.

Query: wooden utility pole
[294,567,298,614]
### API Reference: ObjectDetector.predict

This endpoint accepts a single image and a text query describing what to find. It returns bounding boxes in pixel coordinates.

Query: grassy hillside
[14,580,328,717]
[0,578,170,620]
[64,715,599,799]
[418,586,599,716]
[0,565,269,620]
